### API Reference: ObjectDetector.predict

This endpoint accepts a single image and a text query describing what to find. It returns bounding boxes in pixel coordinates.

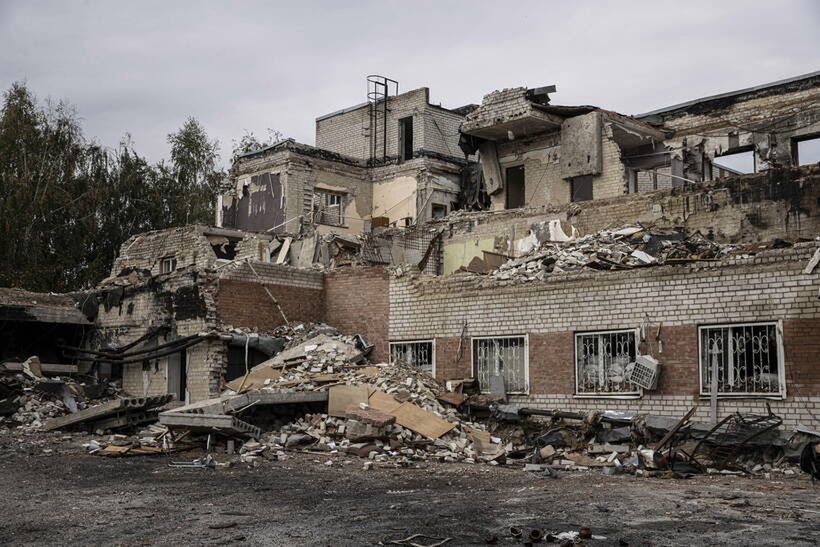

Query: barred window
[575,329,639,396]
[389,340,434,374]
[315,191,344,226]
[472,336,528,394]
[699,323,784,396]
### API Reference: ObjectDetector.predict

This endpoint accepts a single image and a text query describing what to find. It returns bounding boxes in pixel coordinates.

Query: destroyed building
[220,80,470,235]
[3,71,820,435]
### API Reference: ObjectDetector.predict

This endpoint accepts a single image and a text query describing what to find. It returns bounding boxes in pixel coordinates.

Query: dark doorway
[226,346,270,382]
[167,350,187,403]
[505,166,526,209]
[571,175,593,202]
[399,116,414,163]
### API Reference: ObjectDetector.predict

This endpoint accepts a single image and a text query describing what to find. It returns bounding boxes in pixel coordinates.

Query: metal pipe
[59,334,200,360]
[65,336,205,365]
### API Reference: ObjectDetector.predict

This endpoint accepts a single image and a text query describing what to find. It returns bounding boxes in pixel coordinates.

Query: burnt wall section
[390,243,820,428]
[216,262,324,331]
[92,270,223,403]
[323,267,390,362]
[222,173,285,232]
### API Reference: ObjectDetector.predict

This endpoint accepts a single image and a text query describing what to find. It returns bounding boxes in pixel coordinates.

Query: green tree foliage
[231,128,283,163]
[0,83,224,292]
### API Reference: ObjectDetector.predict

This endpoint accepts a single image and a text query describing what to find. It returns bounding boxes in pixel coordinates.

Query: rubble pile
[491,225,738,282]
[165,327,503,465]
[505,407,810,478]
[0,358,121,434]
[246,361,499,466]
[83,424,196,457]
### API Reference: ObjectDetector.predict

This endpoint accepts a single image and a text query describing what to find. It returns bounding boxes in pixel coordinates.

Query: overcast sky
[2,0,818,166]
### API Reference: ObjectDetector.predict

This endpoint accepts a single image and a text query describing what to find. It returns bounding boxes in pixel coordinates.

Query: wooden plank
[368,390,402,414]
[437,392,467,406]
[390,402,455,440]
[42,399,126,431]
[225,367,282,393]
[101,445,131,456]
[328,385,370,417]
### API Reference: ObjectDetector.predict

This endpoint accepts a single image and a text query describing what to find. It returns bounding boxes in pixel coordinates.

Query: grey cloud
[1,0,818,166]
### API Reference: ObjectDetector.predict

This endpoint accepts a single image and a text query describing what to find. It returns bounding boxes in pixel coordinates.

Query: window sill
[698,394,786,401]
[573,393,643,400]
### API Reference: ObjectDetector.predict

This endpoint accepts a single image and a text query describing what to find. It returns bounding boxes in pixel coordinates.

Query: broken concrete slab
[158,412,261,438]
[43,395,173,431]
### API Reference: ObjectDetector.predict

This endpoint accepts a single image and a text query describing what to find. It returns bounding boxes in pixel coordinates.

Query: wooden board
[368,390,402,413]
[225,367,282,393]
[328,385,370,417]
[390,402,455,440]
[100,444,132,455]
[437,392,467,407]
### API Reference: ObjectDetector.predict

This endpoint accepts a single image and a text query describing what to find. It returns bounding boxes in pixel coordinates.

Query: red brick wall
[323,267,389,362]
[783,319,820,396]
[433,337,472,381]
[431,320,820,397]
[216,279,323,331]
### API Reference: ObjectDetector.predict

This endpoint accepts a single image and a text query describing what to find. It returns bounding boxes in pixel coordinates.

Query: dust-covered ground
[0,433,818,547]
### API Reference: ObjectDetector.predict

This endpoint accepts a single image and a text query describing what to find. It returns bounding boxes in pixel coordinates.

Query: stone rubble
[490,224,741,282]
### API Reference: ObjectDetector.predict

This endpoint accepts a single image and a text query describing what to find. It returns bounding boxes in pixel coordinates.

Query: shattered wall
[216,262,324,331]
[439,165,820,272]
[641,74,820,172]
[111,226,217,276]
[230,143,371,235]
[488,116,630,211]
[92,270,223,403]
[389,243,820,428]
[370,158,462,226]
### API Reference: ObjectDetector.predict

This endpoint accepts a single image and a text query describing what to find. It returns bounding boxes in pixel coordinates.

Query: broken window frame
[570,174,593,202]
[712,147,757,177]
[471,335,529,395]
[791,133,820,167]
[504,165,526,209]
[698,321,786,398]
[315,190,346,227]
[431,203,447,219]
[160,256,177,274]
[389,340,435,376]
[574,329,641,398]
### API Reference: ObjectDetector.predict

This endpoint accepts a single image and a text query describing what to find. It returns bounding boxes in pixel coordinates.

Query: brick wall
[390,243,820,428]
[316,88,465,163]
[111,225,216,276]
[216,262,324,331]
[323,267,389,362]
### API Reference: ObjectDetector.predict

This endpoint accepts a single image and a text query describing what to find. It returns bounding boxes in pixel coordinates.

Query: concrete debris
[489,225,741,282]
[0,362,129,434]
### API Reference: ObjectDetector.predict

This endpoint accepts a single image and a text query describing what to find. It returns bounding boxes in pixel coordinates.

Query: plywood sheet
[390,402,455,440]
[368,390,402,413]
[226,367,282,393]
[328,385,370,417]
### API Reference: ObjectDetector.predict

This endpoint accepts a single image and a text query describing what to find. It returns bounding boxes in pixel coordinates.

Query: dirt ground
[0,433,818,547]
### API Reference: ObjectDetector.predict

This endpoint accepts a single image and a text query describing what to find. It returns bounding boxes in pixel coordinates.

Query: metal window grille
[699,323,783,396]
[575,330,638,395]
[473,336,528,393]
[389,341,434,374]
